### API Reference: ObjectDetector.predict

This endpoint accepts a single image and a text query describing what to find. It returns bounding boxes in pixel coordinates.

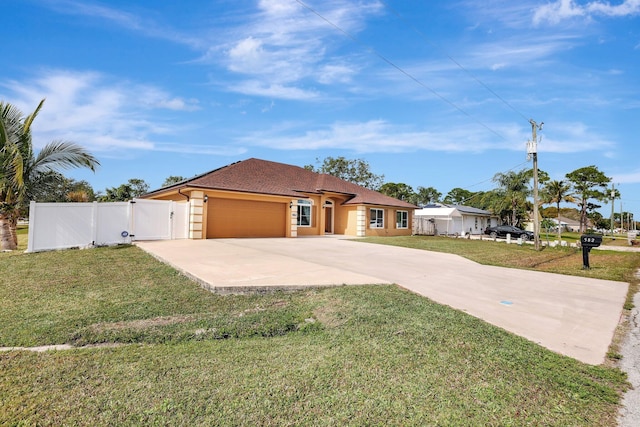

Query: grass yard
[1,233,638,425]
[363,235,640,281]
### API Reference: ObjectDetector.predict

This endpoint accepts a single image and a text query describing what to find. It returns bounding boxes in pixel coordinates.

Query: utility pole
[610,183,615,235]
[621,200,624,232]
[528,119,543,250]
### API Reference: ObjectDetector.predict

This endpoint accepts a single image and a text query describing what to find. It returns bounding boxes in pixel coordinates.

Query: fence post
[128,200,135,241]
[91,201,99,246]
[170,201,175,240]
[26,201,36,253]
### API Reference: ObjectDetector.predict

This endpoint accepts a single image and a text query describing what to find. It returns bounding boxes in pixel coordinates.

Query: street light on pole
[528,119,543,251]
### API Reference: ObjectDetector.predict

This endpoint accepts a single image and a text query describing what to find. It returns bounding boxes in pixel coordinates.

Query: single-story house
[413,203,498,236]
[554,216,587,232]
[526,216,590,233]
[142,158,417,239]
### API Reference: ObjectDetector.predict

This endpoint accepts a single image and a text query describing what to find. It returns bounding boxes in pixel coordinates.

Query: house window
[370,208,384,228]
[297,199,312,227]
[396,211,408,229]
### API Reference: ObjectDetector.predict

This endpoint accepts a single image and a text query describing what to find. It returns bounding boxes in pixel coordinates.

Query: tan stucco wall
[296,194,321,236]
[343,206,359,236]
[364,206,413,237]
[295,194,355,236]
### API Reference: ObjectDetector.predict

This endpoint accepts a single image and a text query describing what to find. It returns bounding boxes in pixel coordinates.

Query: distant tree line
[307,157,619,234]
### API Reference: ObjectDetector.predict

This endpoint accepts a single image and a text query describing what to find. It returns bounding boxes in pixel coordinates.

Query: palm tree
[542,180,575,241]
[492,169,532,226]
[0,99,100,250]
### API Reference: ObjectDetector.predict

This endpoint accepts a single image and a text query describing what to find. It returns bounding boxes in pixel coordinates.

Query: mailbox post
[580,234,602,269]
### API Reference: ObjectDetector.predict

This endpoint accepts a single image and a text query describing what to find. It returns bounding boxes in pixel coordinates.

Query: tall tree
[542,180,575,240]
[162,175,187,187]
[477,190,511,225]
[378,182,415,202]
[26,171,96,203]
[565,166,611,233]
[127,178,149,196]
[590,211,609,231]
[492,169,532,226]
[305,156,384,190]
[414,186,441,206]
[0,99,99,250]
[99,178,150,202]
[443,187,473,205]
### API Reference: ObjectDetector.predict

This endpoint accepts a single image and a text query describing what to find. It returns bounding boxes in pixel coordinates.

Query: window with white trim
[370,208,384,228]
[396,210,408,229]
[297,199,312,227]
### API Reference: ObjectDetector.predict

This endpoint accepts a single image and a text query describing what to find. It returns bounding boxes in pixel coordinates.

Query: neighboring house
[526,216,589,233]
[550,216,589,232]
[557,216,589,232]
[143,158,417,239]
[413,203,497,236]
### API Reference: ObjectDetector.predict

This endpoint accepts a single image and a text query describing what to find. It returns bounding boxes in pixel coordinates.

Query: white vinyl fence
[26,199,189,253]
[412,216,436,236]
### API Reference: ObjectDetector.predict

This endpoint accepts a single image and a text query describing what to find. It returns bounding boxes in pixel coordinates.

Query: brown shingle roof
[149,158,416,209]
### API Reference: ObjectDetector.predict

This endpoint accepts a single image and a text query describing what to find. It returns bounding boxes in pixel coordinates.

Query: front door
[324,201,334,234]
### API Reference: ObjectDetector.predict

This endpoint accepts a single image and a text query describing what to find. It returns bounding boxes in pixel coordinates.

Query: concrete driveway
[136,237,629,365]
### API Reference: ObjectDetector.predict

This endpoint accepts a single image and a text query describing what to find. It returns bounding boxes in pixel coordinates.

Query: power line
[460,161,530,191]
[379,1,530,123]
[294,0,509,142]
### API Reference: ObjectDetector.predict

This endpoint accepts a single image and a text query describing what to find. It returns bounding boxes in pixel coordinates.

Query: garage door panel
[207,198,286,238]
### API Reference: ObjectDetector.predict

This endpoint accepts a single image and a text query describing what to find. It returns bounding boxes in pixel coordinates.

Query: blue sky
[2,0,639,219]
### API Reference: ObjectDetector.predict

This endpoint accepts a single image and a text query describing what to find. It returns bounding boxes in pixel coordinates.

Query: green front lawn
[363,235,640,282]
[0,240,633,425]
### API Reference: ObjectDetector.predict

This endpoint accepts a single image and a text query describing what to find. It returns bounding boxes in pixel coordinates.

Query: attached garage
[207,198,286,238]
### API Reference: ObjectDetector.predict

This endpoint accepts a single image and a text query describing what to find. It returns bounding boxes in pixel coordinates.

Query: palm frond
[0,140,24,203]
[0,102,24,147]
[31,140,100,174]
[22,99,45,133]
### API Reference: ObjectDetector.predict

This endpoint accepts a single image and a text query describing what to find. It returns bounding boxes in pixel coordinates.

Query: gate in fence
[26,199,189,253]
[412,216,436,236]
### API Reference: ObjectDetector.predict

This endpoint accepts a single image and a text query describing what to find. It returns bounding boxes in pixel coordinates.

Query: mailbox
[580,234,602,269]
[580,234,602,248]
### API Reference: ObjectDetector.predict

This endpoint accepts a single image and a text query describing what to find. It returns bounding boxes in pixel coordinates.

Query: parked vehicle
[484,225,534,240]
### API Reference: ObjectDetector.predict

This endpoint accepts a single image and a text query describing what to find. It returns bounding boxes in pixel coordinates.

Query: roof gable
[454,205,492,216]
[416,203,492,217]
[148,158,416,209]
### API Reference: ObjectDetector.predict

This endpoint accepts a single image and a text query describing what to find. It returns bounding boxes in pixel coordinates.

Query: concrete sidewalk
[136,237,629,365]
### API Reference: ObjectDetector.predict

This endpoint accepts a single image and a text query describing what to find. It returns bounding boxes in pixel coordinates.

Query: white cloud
[587,0,640,16]
[37,1,382,101]
[535,122,615,154]
[237,120,517,153]
[612,169,640,184]
[0,69,202,153]
[317,63,356,84]
[227,81,320,100]
[137,87,200,111]
[235,118,618,156]
[153,143,247,156]
[468,34,579,70]
[533,0,640,25]
[228,37,267,73]
[217,0,383,98]
[40,0,203,48]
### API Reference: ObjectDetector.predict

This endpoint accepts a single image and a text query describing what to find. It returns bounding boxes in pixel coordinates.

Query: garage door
[207,198,286,238]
